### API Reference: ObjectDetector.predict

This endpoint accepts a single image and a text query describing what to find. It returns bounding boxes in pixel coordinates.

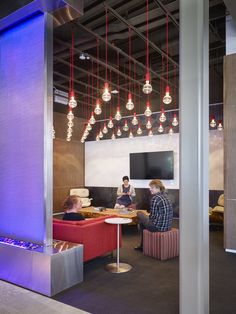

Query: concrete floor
[0,280,88,314]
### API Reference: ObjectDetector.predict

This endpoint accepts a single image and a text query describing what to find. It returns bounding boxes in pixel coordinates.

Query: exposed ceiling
[1,0,227,138]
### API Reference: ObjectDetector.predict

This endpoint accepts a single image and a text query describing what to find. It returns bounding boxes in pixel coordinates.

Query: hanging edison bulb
[111,132,116,140]
[99,130,103,138]
[102,82,111,102]
[89,112,96,125]
[94,99,102,115]
[144,100,152,117]
[123,120,129,131]
[68,92,77,108]
[66,137,71,142]
[115,107,122,120]
[163,86,172,105]
[210,116,216,128]
[137,125,142,135]
[132,112,138,125]
[102,123,108,134]
[67,121,74,128]
[146,118,152,129]
[158,123,164,133]
[67,109,74,121]
[107,116,114,128]
[159,108,166,122]
[80,138,85,143]
[84,129,89,136]
[143,72,152,94]
[129,131,134,138]
[169,126,174,135]
[148,129,153,137]
[217,120,223,131]
[126,93,134,110]
[96,134,100,141]
[117,127,122,137]
[87,122,92,131]
[52,126,55,139]
[172,113,179,127]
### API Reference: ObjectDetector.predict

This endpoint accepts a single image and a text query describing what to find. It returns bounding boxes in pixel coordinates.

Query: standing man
[134,179,173,251]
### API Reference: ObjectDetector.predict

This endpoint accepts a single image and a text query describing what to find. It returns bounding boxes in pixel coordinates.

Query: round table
[105,217,132,273]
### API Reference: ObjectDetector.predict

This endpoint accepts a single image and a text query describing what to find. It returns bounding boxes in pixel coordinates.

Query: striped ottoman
[143,228,179,260]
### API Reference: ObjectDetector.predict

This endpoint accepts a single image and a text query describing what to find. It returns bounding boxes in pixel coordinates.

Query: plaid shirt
[149,192,173,231]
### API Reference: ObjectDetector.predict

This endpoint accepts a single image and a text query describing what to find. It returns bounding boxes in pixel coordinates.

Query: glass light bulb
[67,127,73,133]
[117,127,122,137]
[129,131,134,138]
[67,110,74,120]
[52,126,55,139]
[67,121,74,127]
[66,137,71,142]
[89,113,96,125]
[144,101,152,117]
[94,103,102,115]
[84,129,89,136]
[132,113,138,125]
[80,138,85,143]
[99,130,103,138]
[217,122,223,131]
[123,121,129,131]
[163,86,172,105]
[172,114,179,127]
[111,133,116,140]
[143,80,152,94]
[158,123,164,133]
[159,109,166,122]
[115,108,122,120]
[146,119,152,129]
[210,118,216,128]
[102,82,111,102]
[102,123,108,134]
[108,118,114,128]
[169,127,174,135]
[87,123,92,131]
[96,135,100,141]
[68,95,77,108]
[126,93,134,110]
[148,129,153,137]
[137,126,142,135]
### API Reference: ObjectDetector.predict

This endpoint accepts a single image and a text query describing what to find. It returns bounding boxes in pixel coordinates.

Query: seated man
[114,175,136,209]
[134,179,173,251]
[62,195,85,221]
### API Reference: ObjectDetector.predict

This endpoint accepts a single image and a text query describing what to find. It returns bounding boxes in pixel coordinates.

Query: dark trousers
[137,212,158,247]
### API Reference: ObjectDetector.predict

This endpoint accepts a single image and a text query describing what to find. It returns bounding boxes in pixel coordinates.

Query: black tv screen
[130,151,174,180]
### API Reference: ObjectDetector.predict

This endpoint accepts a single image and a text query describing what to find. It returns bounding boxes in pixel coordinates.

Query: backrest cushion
[218,194,224,207]
[70,188,89,197]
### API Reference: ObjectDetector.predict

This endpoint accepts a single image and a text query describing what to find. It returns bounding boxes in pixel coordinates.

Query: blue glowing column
[0,13,53,245]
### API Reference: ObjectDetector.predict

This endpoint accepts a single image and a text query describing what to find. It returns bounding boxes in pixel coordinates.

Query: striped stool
[143,228,179,260]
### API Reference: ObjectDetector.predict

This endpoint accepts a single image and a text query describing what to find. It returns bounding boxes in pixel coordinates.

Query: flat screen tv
[130,151,174,180]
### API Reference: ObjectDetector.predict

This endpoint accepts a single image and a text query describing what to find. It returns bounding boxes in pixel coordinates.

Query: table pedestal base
[105,262,132,273]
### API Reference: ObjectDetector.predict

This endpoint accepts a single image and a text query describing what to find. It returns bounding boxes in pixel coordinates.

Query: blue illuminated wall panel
[0,13,52,244]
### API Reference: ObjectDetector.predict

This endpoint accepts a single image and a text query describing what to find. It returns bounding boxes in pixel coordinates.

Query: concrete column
[179,1,209,313]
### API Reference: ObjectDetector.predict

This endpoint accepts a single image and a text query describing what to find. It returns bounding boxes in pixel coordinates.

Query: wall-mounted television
[130,151,174,180]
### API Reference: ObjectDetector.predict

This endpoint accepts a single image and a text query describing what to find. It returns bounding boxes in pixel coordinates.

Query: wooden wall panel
[53,112,85,213]
[224,53,236,250]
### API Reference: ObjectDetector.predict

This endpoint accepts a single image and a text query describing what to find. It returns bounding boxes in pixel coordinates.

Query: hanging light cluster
[143,0,152,95]
[66,109,74,141]
[102,8,111,102]
[209,116,223,130]
[68,32,77,109]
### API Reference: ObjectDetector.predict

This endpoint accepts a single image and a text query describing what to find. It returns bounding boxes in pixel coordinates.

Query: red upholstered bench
[143,228,179,260]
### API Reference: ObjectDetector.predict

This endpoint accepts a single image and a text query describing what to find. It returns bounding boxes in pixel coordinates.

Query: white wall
[85,130,223,190]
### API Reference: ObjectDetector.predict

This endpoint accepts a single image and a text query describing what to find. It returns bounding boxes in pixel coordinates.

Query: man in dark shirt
[62,195,85,221]
[134,179,173,251]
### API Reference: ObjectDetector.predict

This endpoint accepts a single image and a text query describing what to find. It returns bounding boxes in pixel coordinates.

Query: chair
[70,188,92,207]
[143,228,179,260]
[209,194,224,227]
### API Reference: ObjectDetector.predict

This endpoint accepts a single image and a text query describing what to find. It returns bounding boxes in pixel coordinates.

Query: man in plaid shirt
[134,179,173,251]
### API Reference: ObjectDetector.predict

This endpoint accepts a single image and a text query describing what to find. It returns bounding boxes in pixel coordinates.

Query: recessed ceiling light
[111,89,119,94]
[79,53,86,60]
